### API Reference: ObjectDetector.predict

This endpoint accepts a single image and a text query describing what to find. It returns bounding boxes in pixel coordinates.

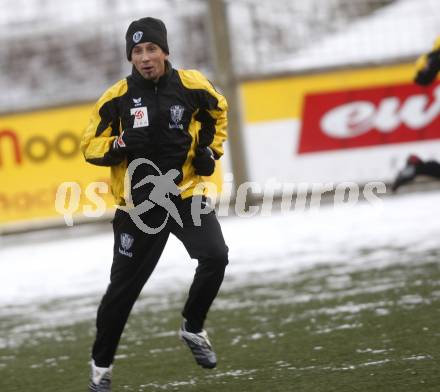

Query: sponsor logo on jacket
[130,106,149,128]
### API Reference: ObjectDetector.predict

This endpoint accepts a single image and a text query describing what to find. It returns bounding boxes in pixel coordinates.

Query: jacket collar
[130,60,173,89]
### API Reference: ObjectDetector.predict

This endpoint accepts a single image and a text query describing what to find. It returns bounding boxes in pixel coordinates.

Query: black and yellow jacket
[414,36,440,86]
[81,62,228,205]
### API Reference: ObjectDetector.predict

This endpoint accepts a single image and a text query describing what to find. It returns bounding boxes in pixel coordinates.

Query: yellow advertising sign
[0,104,114,226]
[241,63,416,123]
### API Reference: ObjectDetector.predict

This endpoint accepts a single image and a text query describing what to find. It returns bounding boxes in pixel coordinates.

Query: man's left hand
[192,147,216,176]
[391,154,422,192]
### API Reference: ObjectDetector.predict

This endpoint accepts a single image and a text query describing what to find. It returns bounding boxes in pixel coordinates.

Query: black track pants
[418,160,440,178]
[91,197,229,367]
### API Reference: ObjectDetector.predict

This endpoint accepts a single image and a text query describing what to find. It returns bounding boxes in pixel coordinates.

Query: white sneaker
[179,320,217,369]
[88,360,112,392]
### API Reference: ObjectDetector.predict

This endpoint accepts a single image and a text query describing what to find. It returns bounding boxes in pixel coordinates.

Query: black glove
[112,127,151,154]
[415,49,440,86]
[391,154,422,192]
[192,147,216,176]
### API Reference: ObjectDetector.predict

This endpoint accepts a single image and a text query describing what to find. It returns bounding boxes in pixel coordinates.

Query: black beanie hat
[125,17,169,60]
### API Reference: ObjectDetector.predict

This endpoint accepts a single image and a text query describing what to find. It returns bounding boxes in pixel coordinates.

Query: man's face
[131,42,168,81]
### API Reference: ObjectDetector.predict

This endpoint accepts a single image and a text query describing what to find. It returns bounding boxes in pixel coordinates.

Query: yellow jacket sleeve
[178,69,228,159]
[206,84,228,159]
[81,79,127,166]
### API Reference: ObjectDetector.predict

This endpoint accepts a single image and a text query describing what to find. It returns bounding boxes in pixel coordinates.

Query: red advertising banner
[298,81,440,153]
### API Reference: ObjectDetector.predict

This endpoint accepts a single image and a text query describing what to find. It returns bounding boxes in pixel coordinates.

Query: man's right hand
[112,128,151,154]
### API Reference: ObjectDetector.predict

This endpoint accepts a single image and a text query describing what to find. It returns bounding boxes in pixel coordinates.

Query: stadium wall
[2,61,440,230]
[241,62,440,187]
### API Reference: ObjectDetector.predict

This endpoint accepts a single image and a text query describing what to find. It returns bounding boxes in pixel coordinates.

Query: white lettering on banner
[321,85,440,138]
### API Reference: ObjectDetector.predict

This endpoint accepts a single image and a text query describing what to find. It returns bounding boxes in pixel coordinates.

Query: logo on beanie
[133,31,143,43]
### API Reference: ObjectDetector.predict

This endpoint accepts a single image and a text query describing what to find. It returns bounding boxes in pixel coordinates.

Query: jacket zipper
[154,84,160,149]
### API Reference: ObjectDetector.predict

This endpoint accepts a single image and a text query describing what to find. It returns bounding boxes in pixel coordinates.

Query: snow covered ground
[1,190,439,309]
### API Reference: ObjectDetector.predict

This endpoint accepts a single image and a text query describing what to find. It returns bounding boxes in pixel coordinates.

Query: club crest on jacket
[119,233,134,258]
[169,105,184,130]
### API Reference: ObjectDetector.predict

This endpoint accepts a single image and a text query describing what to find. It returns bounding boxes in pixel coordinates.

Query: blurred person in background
[81,17,229,391]
[392,36,440,191]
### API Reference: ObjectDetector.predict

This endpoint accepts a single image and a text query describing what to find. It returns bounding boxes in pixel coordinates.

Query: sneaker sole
[179,332,217,369]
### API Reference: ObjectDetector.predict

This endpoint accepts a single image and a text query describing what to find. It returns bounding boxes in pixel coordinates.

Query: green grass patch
[1,259,440,392]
